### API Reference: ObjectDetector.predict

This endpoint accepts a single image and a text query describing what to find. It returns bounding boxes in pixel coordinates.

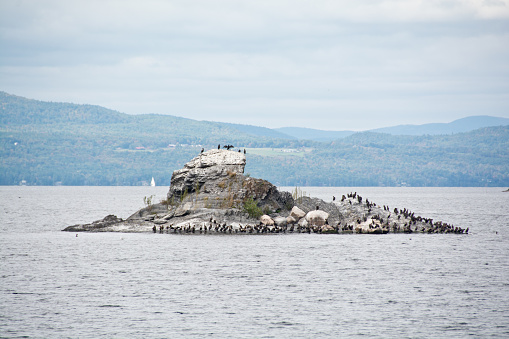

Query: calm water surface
[1,186,508,338]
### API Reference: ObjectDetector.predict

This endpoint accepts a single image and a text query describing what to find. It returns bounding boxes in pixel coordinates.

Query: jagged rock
[63,215,139,232]
[165,149,293,214]
[65,214,122,230]
[242,177,293,212]
[127,203,167,220]
[168,149,246,199]
[162,213,174,220]
[174,202,194,217]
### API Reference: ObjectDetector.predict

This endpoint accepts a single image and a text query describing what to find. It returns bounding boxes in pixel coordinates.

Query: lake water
[1,186,508,338]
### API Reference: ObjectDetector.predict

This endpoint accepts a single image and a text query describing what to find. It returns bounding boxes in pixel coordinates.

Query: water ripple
[1,187,508,338]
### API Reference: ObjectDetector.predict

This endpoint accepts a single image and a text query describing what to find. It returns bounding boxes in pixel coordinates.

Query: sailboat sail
[151,177,156,187]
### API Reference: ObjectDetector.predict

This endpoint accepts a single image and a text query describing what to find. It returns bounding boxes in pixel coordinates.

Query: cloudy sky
[1,0,508,130]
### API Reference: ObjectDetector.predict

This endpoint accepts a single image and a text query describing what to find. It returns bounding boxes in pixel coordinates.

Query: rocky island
[64,149,467,234]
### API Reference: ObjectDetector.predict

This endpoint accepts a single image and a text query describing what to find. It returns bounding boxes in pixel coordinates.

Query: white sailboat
[151,177,156,187]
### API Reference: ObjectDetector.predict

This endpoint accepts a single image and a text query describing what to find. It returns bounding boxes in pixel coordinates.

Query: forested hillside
[1,92,508,186]
[247,127,509,186]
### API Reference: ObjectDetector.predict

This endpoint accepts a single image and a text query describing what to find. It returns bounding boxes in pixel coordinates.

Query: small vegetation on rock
[243,197,263,218]
[180,188,188,202]
[262,206,273,215]
[292,186,307,203]
[143,195,155,211]
[159,198,169,208]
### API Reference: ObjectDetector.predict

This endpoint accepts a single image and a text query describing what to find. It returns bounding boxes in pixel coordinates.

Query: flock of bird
[199,145,246,154]
[152,219,333,235]
[151,191,468,235]
[338,192,468,234]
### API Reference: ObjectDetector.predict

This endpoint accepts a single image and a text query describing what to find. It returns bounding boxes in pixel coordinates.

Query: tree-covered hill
[243,126,509,187]
[1,91,508,186]
[0,91,307,148]
[0,91,130,125]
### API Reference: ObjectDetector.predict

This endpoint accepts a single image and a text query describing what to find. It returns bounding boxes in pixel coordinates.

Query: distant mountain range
[2,91,507,142]
[274,116,509,142]
[1,91,508,186]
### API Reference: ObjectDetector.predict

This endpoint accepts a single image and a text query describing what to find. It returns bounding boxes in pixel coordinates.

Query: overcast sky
[1,0,508,130]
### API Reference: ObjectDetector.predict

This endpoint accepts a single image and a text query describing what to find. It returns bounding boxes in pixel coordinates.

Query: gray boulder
[290,206,306,220]
[273,216,287,226]
[306,210,329,226]
[260,215,275,226]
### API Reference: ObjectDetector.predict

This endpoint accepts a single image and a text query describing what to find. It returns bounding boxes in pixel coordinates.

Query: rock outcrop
[65,149,296,233]
[168,149,246,200]
[63,149,467,235]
